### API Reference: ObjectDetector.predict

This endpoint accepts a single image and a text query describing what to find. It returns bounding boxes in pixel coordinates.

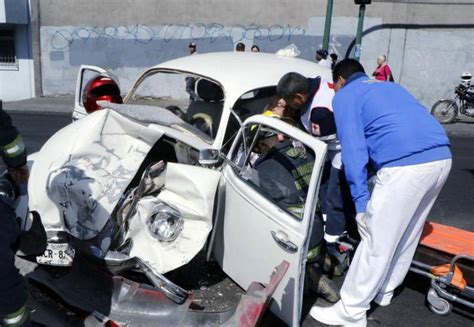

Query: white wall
[0,24,35,101]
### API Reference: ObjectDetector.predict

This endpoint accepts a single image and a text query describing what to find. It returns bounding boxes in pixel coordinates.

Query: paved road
[7,110,474,326]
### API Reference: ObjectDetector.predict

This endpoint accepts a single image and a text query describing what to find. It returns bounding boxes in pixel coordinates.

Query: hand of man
[8,164,29,186]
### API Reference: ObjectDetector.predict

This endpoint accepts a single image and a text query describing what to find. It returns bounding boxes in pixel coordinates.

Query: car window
[230,123,315,220]
[233,86,278,122]
[222,86,278,155]
[126,71,225,141]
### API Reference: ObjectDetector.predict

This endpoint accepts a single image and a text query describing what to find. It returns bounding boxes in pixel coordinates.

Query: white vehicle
[25,52,332,326]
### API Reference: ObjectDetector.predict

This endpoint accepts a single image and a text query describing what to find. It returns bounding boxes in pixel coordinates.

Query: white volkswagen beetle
[25,52,332,326]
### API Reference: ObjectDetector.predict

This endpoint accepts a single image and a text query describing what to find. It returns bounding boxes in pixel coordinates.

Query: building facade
[0,0,36,101]
[4,0,474,107]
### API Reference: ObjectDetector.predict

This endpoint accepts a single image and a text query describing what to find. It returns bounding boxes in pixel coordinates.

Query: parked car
[22,52,332,326]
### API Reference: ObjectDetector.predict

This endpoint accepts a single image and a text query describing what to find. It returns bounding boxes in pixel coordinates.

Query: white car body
[29,52,331,326]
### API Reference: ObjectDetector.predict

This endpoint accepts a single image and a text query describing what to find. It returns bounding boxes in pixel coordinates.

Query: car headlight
[146,202,183,242]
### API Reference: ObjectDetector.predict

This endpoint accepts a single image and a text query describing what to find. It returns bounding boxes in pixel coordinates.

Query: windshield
[126,70,225,144]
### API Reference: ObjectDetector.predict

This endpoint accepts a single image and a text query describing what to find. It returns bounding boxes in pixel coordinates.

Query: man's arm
[333,93,370,213]
[0,108,28,185]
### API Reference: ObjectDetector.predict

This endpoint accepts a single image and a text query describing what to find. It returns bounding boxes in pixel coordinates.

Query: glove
[8,164,29,186]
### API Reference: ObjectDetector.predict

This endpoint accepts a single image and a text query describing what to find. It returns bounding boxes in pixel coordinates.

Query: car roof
[152,52,332,99]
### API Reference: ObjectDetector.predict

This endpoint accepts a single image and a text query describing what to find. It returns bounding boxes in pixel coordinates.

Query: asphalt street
[5,105,474,326]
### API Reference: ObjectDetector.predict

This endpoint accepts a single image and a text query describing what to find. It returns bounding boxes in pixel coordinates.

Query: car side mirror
[198,149,221,166]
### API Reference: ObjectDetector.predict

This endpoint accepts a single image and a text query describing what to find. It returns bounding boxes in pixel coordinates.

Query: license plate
[36,243,75,266]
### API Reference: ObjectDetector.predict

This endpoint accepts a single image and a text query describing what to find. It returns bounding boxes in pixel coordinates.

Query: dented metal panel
[28,109,164,240]
[126,163,221,274]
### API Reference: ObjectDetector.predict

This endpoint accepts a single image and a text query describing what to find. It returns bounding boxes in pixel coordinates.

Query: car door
[73,65,120,121]
[213,115,327,326]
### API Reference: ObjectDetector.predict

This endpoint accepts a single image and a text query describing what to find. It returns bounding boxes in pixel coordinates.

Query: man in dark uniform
[0,102,29,326]
[254,128,340,302]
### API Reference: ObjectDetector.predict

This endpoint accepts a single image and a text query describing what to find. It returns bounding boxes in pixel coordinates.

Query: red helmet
[82,75,122,113]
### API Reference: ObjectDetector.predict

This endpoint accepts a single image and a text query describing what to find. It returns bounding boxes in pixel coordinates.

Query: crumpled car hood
[29,109,164,240]
[126,163,221,273]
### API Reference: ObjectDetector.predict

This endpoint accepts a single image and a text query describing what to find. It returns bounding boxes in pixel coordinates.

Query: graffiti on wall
[50,23,307,50]
[41,22,352,95]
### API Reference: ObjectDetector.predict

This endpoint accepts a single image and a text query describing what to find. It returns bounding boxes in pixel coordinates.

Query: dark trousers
[0,201,26,315]
[321,165,355,239]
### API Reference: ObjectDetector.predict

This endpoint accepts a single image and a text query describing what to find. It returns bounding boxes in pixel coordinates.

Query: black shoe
[306,265,340,303]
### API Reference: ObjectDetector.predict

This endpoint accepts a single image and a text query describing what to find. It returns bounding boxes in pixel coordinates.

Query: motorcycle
[431,72,474,124]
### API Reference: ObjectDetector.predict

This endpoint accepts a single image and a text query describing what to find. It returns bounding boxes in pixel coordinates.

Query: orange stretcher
[410,221,474,315]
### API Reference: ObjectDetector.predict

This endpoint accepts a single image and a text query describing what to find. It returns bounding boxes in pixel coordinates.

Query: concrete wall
[38,0,474,108]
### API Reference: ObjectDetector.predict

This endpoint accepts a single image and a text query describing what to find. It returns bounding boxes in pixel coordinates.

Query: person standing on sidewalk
[372,55,393,82]
[310,59,452,326]
[0,101,30,326]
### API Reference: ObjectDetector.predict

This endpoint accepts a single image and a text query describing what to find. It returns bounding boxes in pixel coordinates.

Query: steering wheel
[190,113,215,138]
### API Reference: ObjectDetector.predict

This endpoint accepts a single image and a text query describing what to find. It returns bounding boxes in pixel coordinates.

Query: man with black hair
[277,72,355,275]
[310,59,452,326]
[330,53,339,70]
[316,49,332,70]
[235,42,245,52]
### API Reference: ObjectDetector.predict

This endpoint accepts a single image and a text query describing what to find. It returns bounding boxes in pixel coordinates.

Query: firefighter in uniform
[0,104,29,326]
[254,126,340,303]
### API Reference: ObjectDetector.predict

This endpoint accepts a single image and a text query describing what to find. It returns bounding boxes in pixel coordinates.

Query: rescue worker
[277,72,355,274]
[0,102,29,326]
[253,126,339,302]
[310,59,452,326]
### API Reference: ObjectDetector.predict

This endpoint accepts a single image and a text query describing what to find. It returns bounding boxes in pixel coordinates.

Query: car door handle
[271,231,298,253]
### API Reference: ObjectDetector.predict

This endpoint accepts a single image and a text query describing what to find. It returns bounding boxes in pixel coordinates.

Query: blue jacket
[333,73,451,213]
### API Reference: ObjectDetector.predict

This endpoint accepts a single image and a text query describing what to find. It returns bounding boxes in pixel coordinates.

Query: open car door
[213,115,327,326]
[73,65,120,121]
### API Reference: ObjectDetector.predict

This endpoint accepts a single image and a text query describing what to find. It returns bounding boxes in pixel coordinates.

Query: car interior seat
[186,79,224,138]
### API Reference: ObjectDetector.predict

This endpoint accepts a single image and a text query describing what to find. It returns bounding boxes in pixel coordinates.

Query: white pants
[340,159,452,319]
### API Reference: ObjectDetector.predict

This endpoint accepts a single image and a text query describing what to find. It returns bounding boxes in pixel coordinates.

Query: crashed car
[22,52,332,326]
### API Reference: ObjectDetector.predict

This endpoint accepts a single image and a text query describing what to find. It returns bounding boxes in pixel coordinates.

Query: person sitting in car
[254,127,313,215]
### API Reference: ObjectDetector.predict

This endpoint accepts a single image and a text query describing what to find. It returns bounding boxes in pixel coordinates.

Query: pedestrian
[310,59,452,326]
[330,53,338,70]
[185,42,200,101]
[0,102,30,326]
[277,72,355,274]
[235,42,245,52]
[251,45,260,52]
[188,42,197,55]
[372,55,393,81]
[315,49,332,70]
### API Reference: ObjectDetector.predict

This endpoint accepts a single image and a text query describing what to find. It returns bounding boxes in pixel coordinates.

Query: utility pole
[354,0,371,61]
[322,0,334,51]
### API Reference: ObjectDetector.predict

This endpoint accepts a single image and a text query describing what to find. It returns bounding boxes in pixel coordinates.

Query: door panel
[215,115,327,326]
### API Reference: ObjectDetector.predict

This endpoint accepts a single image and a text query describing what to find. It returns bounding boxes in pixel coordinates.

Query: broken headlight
[146,202,183,242]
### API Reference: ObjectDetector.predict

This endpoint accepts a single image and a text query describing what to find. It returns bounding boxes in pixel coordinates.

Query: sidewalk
[2,96,74,115]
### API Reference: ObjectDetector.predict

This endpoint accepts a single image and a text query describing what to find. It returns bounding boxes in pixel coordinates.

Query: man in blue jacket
[310,59,452,326]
